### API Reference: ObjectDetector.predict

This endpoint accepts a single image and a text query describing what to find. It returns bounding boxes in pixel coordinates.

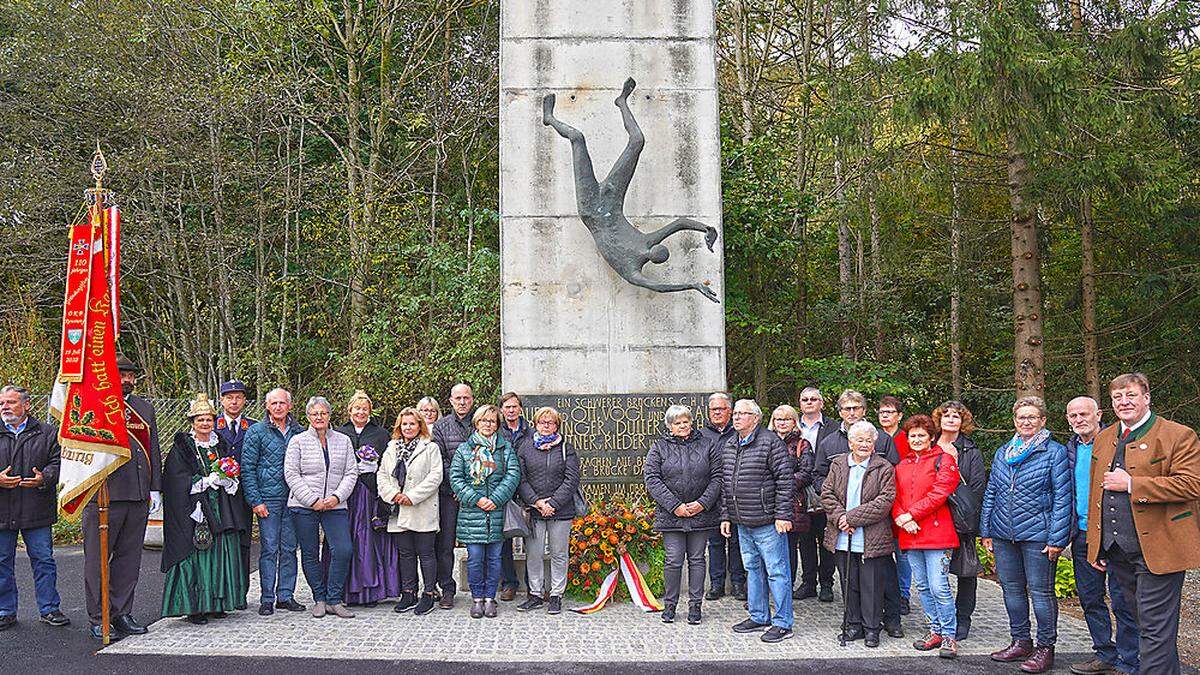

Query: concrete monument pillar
[500,2,726,497]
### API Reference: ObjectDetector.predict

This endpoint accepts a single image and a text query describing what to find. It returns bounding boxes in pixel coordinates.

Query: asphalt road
[3,544,1191,674]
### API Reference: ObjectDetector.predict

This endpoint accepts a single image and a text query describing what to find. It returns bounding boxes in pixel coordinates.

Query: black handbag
[192,518,213,551]
[560,443,589,517]
[936,454,980,535]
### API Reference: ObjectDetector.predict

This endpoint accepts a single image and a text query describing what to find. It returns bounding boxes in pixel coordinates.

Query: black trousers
[881,549,901,628]
[435,497,458,595]
[798,512,835,590]
[1107,544,1184,675]
[835,551,886,632]
[957,575,978,634]
[82,500,148,624]
[396,531,438,594]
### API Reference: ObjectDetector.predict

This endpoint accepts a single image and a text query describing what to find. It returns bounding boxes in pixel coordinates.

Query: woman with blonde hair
[515,406,581,615]
[335,390,400,607]
[768,404,814,595]
[448,404,521,618]
[416,396,441,427]
[377,407,443,615]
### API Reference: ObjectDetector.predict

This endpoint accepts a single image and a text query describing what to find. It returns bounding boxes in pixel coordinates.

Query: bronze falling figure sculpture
[542,77,720,303]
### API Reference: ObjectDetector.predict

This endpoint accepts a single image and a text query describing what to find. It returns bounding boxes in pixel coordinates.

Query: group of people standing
[1,366,1198,675]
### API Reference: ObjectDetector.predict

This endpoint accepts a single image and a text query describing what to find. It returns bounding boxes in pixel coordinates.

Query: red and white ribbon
[571,551,664,615]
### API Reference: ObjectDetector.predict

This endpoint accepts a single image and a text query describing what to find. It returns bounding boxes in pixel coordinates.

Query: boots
[1020,646,1055,673]
[991,639,1035,662]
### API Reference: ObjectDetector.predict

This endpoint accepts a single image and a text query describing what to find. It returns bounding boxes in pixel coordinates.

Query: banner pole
[99,479,111,646]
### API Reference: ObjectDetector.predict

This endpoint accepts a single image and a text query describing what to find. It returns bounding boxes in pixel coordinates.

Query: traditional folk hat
[115,354,141,373]
[187,393,219,419]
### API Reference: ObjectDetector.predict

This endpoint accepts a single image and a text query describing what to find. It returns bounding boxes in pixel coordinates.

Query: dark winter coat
[813,425,899,493]
[980,436,1071,548]
[432,411,474,497]
[643,429,722,532]
[240,416,304,507]
[821,453,896,559]
[0,417,61,531]
[449,434,521,544]
[782,430,814,532]
[699,421,736,458]
[949,434,986,532]
[160,433,249,571]
[516,434,581,521]
[720,429,794,528]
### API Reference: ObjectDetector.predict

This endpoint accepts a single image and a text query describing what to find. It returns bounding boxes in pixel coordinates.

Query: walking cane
[837,551,851,647]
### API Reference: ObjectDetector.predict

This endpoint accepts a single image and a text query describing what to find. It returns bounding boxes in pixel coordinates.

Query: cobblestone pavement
[102,571,1094,662]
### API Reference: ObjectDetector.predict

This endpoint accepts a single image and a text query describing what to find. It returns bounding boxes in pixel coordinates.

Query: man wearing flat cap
[82,354,161,640]
[215,379,256,600]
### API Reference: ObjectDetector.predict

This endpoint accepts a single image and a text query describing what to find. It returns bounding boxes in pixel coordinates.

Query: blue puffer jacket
[980,436,1072,548]
[241,416,305,507]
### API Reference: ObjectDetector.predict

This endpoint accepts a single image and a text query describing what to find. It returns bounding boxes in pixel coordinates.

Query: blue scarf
[1004,428,1051,465]
[534,433,560,450]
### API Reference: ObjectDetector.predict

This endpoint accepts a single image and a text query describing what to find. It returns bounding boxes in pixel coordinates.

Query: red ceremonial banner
[57,213,96,382]
[54,205,131,517]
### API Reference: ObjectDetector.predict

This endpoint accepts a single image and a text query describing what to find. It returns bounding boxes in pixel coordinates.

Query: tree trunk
[949,139,963,400]
[1006,129,1045,397]
[1080,194,1100,401]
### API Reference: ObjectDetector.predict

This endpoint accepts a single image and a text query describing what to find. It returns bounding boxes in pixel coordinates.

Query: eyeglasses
[771,418,793,423]
[1015,415,1043,423]
[878,409,898,415]
[732,411,757,417]
[799,397,821,403]
[841,405,864,411]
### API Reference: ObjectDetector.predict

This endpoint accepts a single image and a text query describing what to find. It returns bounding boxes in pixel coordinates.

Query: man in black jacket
[430,383,475,609]
[497,391,529,601]
[0,385,68,630]
[83,356,161,640]
[720,399,795,644]
[700,392,745,601]
[795,386,839,600]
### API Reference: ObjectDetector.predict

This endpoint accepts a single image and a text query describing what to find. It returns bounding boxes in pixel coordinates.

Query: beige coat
[377,438,442,533]
[1087,414,1200,574]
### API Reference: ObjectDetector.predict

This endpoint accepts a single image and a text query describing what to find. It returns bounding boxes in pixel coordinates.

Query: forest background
[1,0,1197,453]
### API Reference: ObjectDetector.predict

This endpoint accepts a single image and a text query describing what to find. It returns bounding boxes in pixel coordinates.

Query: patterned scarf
[468,432,498,485]
[393,437,419,483]
[534,433,560,451]
[1005,428,1051,465]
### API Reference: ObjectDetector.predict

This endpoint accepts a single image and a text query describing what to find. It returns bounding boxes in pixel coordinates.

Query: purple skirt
[327,481,402,604]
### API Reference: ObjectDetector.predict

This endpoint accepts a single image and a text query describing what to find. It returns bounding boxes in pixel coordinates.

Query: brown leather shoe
[499,586,516,602]
[439,593,455,610]
[991,639,1035,662]
[1020,646,1055,674]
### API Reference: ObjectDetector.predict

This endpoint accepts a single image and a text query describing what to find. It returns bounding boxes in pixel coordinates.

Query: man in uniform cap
[82,354,161,640]
[215,379,255,601]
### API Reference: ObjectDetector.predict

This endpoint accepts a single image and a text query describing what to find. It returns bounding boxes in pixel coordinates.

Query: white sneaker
[311,601,327,618]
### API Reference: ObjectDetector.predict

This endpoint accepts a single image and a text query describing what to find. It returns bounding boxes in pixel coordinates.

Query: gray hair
[733,399,762,417]
[799,386,823,401]
[0,385,31,404]
[707,392,733,406]
[1013,396,1048,418]
[663,404,694,426]
[305,396,331,415]
[847,420,879,442]
[837,389,866,409]
[265,387,292,404]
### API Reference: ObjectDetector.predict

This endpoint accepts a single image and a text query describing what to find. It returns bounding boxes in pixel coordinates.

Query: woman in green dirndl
[161,393,249,624]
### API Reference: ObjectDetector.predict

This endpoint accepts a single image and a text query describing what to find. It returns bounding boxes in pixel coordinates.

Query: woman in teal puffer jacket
[449,404,521,619]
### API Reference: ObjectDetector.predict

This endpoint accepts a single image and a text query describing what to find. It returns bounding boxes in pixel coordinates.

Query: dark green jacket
[449,434,521,544]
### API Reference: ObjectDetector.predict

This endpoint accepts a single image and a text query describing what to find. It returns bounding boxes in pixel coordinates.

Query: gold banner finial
[86,143,111,207]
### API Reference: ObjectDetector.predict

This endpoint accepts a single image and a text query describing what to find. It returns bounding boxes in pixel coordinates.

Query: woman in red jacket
[893,415,960,659]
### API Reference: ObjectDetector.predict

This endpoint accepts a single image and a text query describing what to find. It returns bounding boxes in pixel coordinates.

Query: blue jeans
[256,499,298,604]
[737,524,793,629]
[291,508,352,606]
[1072,532,1139,673]
[466,542,503,599]
[0,527,60,616]
[708,527,746,587]
[895,541,912,600]
[907,548,957,639]
[993,538,1058,646]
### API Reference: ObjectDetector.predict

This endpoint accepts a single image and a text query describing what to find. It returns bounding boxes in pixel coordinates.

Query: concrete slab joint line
[100,570,1097,662]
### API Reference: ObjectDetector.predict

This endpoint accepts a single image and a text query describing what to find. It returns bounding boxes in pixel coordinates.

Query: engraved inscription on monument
[525,393,710,503]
